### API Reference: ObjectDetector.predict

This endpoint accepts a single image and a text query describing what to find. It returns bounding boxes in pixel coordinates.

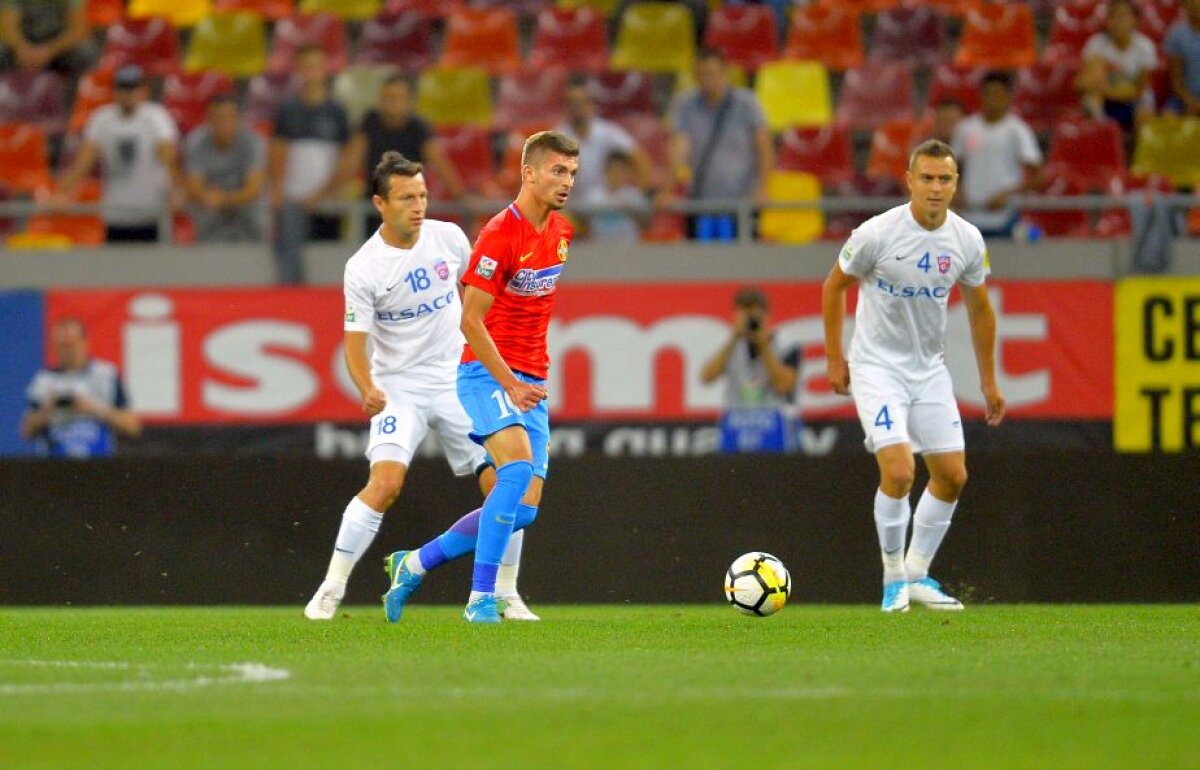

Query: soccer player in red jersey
[382,131,580,623]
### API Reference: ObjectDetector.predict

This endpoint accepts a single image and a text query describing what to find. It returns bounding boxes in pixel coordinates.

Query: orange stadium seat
[430,126,501,199]
[299,0,381,21]
[611,2,695,74]
[69,68,114,134]
[704,6,778,73]
[866,116,933,187]
[777,125,857,192]
[439,7,521,74]
[869,6,947,67]
[1044,0,1108,64]
[836,61,915,131]
[267,13,348,75]
[784,5,863,72]
[494,69,568,135]
[214,0,295,19]
[100,17,181,77]
[184,12,268,79]
[955,3,1036,69]
[925,63,985,114]
[758,171,824,245]
[0,72,67,136]
[355,7,437,71]
[528,7,609,74]
[1045,117,1126,192]
[87,0,126,26]
[755,60,833,131]
[415,67,493,128]
[163,71,236,135]
[1132,117,1200,188]
[0,124,52,192]
[1013,61,1085,133]
[128,0,212,28]
[587,71,657,119]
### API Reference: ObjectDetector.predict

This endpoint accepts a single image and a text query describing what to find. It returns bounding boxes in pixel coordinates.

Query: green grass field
[1,605,1197,769]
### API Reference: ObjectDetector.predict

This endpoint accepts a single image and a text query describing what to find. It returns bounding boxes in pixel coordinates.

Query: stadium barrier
[1,453,1196,607]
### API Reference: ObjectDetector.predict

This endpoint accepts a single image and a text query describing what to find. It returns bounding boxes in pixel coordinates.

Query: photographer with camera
[700,287,800,453]
[21,318,141,458]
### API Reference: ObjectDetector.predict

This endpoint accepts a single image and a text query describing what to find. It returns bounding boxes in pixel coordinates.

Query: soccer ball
[724,552,790,617]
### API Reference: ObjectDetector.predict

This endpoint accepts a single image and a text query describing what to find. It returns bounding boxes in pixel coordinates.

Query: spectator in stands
[0,0,94,75]
[670,48,773,241]
[53,64,181,243]
[1164,0,1200,116]
[951,71,1043,236]
[21,318,141,458]
[269,45,352,284]
[347,74,466,236]
[577,150,651,242]
[931,98,965,146]
[184,95,266,242]
[1076,0,1157,134]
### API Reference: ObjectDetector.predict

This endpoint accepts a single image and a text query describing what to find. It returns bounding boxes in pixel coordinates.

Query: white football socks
[324,497,383,585]
[495,529,524,597]
[905,488,958,582]
[874,489,911,585]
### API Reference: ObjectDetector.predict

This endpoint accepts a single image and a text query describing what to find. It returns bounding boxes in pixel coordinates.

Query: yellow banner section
[1115,278,1200,452]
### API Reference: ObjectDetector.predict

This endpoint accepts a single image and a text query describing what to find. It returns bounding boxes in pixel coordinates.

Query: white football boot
[499,594,541,621]
[908,576,964,610]
[304,581,345,620]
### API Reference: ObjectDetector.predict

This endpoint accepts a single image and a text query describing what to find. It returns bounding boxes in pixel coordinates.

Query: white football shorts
[366,377,486,475]
[849,362,964,455]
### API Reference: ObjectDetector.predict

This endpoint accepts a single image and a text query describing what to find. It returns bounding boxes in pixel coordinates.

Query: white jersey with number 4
[343,220,471,385]
[839,204,989,379]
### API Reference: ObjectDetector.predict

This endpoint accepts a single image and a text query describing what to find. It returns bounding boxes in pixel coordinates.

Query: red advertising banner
[46,281,1112,424]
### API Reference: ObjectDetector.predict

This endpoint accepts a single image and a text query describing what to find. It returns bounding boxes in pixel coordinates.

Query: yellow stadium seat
[754,60,832,131]
[611,2,695,74]
[333,65,400,126]
[298,0,381,21]
[184,12,267,78]
[128,0,212,28]
[1132,117,1200,188]
[415,67,493,129]
[758,171,824,244]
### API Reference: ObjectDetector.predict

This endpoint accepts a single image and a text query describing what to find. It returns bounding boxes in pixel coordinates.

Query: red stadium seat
[430,126,500,199]
[866,116,932,187]
[100,16,181,77]
[0,124,52,192]
[439,7,521,74]
[163,71,236,135]
[354,7,437,71]
[1045,117,1126,192]
[214,0,295,19]
[836,61,915,131]
[925,63,985,115]
[869,6,947,68]
[528,7,609,74]
[1013,61,1085,133]
[244,71,301,125]
[704,6,779,73]
[494,69,568,135]
[784,5,863,71]
[1044,0,1108,65]
[267,13,348,75]
[777,125,857,192]
[954,3,1036,70]
[0,72,67,136]
[587,71,657,119]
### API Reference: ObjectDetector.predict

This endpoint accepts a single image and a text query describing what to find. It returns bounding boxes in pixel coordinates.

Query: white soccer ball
[724,552,790,617]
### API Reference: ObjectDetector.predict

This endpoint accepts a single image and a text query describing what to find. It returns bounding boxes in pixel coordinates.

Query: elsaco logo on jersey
[475,256,498,279]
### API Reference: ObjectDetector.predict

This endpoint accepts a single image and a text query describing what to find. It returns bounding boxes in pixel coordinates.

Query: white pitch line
[0,660,289,695]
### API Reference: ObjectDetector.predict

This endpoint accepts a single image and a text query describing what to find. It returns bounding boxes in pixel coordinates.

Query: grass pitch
[1,605,1197,769]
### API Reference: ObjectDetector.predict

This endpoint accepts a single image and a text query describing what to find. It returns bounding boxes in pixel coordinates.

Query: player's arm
[959,283,1005,427]
[460,285,546,412]
[344,330,385,416]
[822,261,858,396]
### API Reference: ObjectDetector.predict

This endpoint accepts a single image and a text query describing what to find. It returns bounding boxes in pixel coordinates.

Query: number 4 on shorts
[874,405,893,430]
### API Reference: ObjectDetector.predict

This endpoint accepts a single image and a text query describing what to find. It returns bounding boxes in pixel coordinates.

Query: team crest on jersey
[937,254,952,274]
[434,259,450,281]
[557,238,569,262]
[476,256,497,279]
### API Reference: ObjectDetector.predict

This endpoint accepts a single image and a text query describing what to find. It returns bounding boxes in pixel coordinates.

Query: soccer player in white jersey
[304,151,538,621]
[821,139,1006,613]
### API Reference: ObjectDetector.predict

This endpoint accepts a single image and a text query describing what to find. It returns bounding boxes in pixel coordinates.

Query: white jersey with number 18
[838,204,989,380]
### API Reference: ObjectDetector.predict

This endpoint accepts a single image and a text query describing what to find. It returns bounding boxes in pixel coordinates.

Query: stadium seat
[439,7,521,74]
[429,126,501,199]
[528,7,610,75]
[954,3,1036,69]
[333,65,400,126]
[415,67,493,128]
[268,13,348,75]
[1012,61,1084,133]
[0,124,52,193]
[758,171,824,245]
[163,71,236,135]
[1132,117,1200,188]
[704,5,779,73]
[836,61,915,132]
[587,71,657,119]
[214,0,295,19]
[101,17,181,77]
[184,12,268,79]
[355,7,437,71]
[0,72,67,136]
[299,0,382,21]
[87,0,126,26]
[866,117,933,186]
[783,5,863,72]
[1044,0,1108,64]
[494,69,568,135]
[1045,117,1126,192]
[245,71,300,125]
[925,63,985,115]
[611,2,695,74]
[869,6,947,68]
[69,68,114,135]
[755,61,833,131]
[777,125,856,192]
[128,0,212,28]
[1022,172,1093,237]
